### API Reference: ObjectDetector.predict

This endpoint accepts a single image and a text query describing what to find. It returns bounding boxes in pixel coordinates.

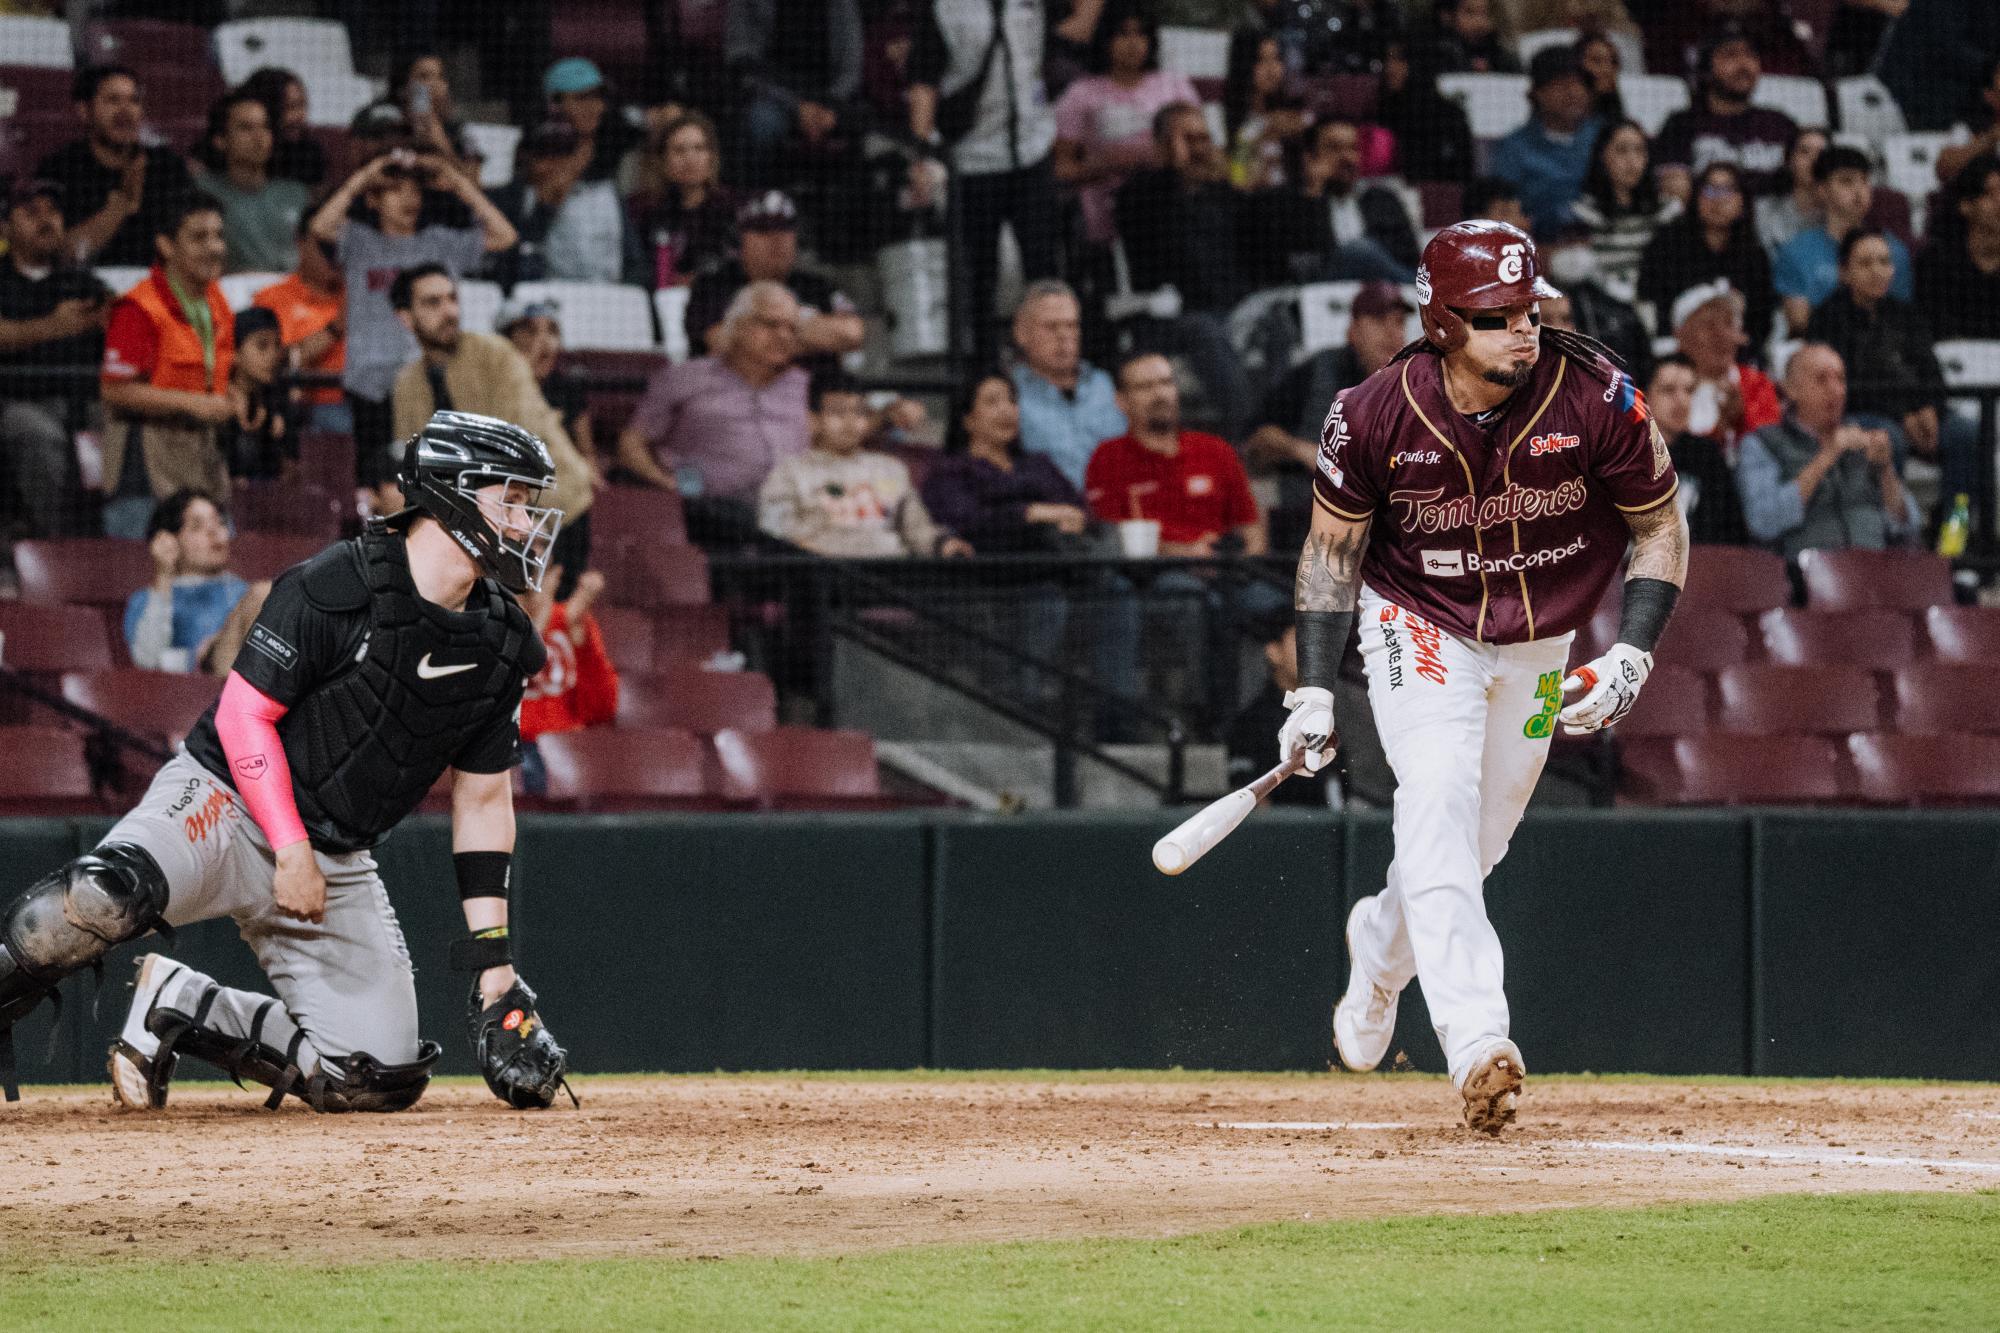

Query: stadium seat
[1436,72,1531,139]
[13,538,154,608]
[590,484,688,549]
[1672,735,1847,804]
[873,438,943,495]
[535,726,713,811]
[1797,549,1952,612]
[461,122,520,189]
[593,605,659,675]
[1155,26,1230,80]
[457,279,503,336]
[1615,662,1709,739]
[1934,339,2000,389]
[0,726,102,815]
[233,480,343,542]
[232,532,325,581]
[1751,75,1828,127]
[211,19,376,127]
[1847,733,2000,806]
[654,605,732,665]
[1655,602,1753,671]
[1834,75,1906,141]
[1889,664,2000,735]
[1302,73,1380,122]
[81,19,213,72]
[548,0,654,102]
[0,16,73,68]
[652,286,693,362]
[219,272,285,312]
[296,430,357,498]
[1618,75,1692,137]
[1680,546,1790,614]
[62,669,220,744]
[1615,737,1681,804]
[94,266,151,300]
[510,281,657,352]
[1921,605,2000,663]
[0,603,117,672]
[712,726,883,808]
[1715,663,1882,735]
[1882,132,1953,203]
[599,542,710,609]
[616,666,776,734]
[1757,607,1916,671]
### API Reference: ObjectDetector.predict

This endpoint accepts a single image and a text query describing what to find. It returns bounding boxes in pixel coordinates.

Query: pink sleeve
[215,672,310,851]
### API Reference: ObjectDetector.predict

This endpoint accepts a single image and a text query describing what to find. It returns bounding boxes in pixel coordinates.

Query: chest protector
[282,524,535,852]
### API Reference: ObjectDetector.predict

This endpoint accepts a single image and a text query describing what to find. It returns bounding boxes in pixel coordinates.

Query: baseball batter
[1280,221,1689,1134]
[0,411,573,1113]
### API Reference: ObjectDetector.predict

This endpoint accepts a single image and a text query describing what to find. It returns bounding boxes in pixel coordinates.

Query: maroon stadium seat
[1672,735,1848,804]
[1847,733,2000,806]
[233,480,344,542]
[873,439,943,496]
[536,727,714,811]
[654,604,732,664]
[1921,606,2000,663]
[616,667,776,734]
[1757,607,1917,670]
[0,603,117,672]
[1680,546,1790,613]
[0,725,102,814]
[1656,603,1753,671]
[232,531,324,582]
[1797,549,1953,612]
[14,538,154,608]
[296,430,357,497]
[590,484,687,548]
[594,605,658,674]
[80,19,216,72]
[62,669,220,744]
[599,541,710,608]
[712,726,883,808]
[1714,664,1882,735]
[1614,663,1709,739]
[1889,664,2000,735]
[1615,737,1681,804]
[550,1,653,104]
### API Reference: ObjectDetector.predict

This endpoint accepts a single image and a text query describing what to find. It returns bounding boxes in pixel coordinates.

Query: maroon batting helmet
[1415,220,1562,353]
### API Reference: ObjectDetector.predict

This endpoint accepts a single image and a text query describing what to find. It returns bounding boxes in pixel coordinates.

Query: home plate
[1214,1121,1411,1131]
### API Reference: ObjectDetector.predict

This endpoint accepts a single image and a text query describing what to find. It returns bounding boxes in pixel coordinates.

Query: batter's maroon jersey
[1312,341,1678,644]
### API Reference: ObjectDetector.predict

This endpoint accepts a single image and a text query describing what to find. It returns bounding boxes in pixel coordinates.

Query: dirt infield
[3,1074,1997,1264]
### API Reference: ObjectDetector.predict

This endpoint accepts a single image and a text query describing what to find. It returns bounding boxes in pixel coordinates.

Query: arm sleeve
[1053,82,1090,143]
[1083,445,1121,521]
[214,672,310,850]
[1590,390,1680,513]
[1310,390,1381,520]
[625,363,682,450]
[919,464,1012,543]
[1735,434,1805,543]
[895,476,946,555]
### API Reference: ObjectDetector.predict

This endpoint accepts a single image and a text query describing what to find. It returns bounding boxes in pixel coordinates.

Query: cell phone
[410,84,432,118]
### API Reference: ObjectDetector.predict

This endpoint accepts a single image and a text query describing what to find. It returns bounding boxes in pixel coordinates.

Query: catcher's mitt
[468,979,577,1109]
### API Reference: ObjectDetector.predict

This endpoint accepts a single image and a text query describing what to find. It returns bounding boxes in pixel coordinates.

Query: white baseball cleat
[1459,1039,1527,1136]
[108,952,182,1110]
[1333,895,1401,1073]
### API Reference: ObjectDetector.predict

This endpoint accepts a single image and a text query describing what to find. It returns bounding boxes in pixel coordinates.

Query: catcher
[0,410,573,1112]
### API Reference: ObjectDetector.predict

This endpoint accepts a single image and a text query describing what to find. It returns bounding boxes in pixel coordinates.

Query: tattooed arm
[1297,504,1373,617]
[1279,503,1372,772]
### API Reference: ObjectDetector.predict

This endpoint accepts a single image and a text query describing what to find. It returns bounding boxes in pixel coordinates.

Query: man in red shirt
[1282,221,1689,1135]
[1086,350,1284,721]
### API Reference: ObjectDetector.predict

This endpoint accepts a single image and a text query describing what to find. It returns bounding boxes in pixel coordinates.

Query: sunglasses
[1460,309,1541,331]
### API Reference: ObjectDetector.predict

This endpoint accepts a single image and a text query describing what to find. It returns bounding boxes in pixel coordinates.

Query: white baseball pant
[1349,584,1574,1088]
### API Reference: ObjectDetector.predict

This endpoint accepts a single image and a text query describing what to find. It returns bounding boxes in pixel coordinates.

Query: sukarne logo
[1527,432,1579,456]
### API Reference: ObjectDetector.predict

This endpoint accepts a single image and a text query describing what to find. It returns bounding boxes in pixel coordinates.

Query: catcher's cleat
[1459,1039,1526,1136]
[1333,896,1401,1073]
[108,953,184,1110]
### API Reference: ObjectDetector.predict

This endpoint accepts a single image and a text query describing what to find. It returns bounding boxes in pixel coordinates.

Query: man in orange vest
[99,195,240,538]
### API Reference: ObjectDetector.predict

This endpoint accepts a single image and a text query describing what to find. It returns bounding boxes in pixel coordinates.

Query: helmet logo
[1414,266,1432,305]
[1498,244,1527,284]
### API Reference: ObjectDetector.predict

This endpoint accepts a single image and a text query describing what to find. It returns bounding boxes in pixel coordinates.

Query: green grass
[8,1193,1997,1331]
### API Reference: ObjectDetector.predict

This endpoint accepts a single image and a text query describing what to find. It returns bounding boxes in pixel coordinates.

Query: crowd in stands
[2,0,2000,765]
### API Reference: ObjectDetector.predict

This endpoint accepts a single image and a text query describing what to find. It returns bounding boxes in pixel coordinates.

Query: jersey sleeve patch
[245,624,299,670]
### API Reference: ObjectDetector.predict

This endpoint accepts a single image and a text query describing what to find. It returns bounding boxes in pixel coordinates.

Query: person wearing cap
[1650,26,1798,205]
[1487,45,1604,235]
[1637,161,1775,347]
[1667,278,1779,455]
[725,0,866,188]
[35,63,198,268]
[543,58,639,184]
[1644,0,1811,94]
[1772,145,1913,337]
[685,190,863,371]
[501,297,594,465]
[219,304,295,481]
[194,89,312,275]
[0,177,111,536]
[492,117,645,286]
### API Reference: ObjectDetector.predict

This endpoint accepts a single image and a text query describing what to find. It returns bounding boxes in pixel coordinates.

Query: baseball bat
[1152,750,1308,875]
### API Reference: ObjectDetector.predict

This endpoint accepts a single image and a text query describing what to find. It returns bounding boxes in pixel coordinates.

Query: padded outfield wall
[5,809,1995,1085]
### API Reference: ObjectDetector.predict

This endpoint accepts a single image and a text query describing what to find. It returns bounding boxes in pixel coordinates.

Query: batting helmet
[1414,220,1562,353]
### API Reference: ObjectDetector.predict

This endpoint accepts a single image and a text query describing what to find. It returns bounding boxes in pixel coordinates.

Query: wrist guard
[449,926,512,972]
[1295,610,1354,692]
[1617,578,1680,653]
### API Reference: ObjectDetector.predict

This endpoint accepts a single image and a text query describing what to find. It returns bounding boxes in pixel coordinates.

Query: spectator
[542,58,640,184]
[1537,225,1651,379]
[1936,54,2000,189]
[391,50,477,178]
[1510,0,1641,47]
[1669,279,1780,456]
[1806,229,1975,510]
[1738,343,1919,559]
[1645,0,1811,85]
[252,214,348,435]
[219,306,293,481]
[1377,40,1475,184]
[501,296,596,469]
[240,67,326,190]
[1051,3,1200,245]
[726,0,865,189]
[1463,175,1533,233]
[518,565,618,748]
[1223,614,1337,807]
[1223,31,1308,191]
[492,117,646,286]
[1647,352,1749,545]
[1638,161,1775,347]
[628,112,739,289]
[1864,0,2000,133]
[1261,119,1420,285]
[1427,0,1520,74]
[388,265,597,597]
[97,196,236,539]
[1114,103,1256,438]
[758,368,969,557]
[1575,32,1624,124]
[616,282,811,535]
[36,64,199,268]
[122,489,254,674]
[1488,45,1603,234]
[1914,154,2000,342]
[1651,27,1797,203]
[1569,119,1680,303]
[908,0,1062,369]
[1753,126,1828,256]
[194,89,311,275]
[0,178,107,537]
[309,151,517,484]
[343,99,417,181]
[685,191,863,368]
[1009,280,1126,489]
[1772,145,1913,336]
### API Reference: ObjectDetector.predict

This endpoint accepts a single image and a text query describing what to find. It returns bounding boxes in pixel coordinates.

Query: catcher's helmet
[398,410,562,594]
[1414,219,1562,353]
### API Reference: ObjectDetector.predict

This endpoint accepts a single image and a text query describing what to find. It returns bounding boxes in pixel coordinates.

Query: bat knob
[1153,840,1188,875]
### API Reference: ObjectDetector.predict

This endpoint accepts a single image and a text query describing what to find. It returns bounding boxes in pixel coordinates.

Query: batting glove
[1278,687,1337,772]
[1559,643,1653,735]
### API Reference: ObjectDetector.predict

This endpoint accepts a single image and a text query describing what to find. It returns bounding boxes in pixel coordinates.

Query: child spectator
[123,489,253,674]
[1773,145,1913,336]
[220,306,294,481]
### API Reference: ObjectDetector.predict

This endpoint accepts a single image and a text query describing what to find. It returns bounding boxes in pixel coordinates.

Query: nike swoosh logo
[416,653,479,680]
